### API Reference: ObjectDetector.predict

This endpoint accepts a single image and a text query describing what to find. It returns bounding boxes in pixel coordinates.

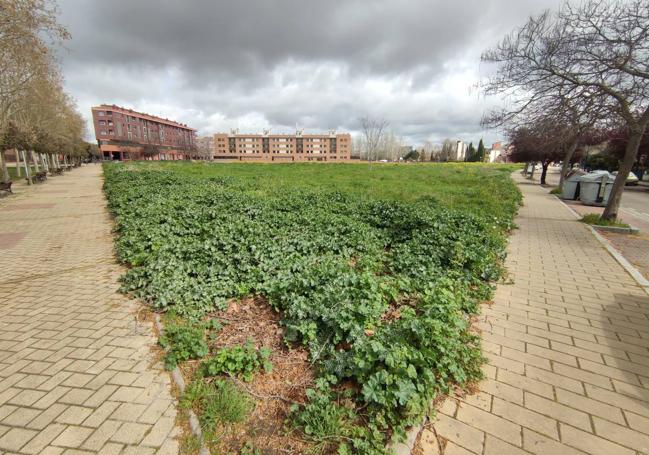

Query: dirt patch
[203,297,315,454]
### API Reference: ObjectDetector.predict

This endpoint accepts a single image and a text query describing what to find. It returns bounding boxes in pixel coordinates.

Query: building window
[98,111,105,116]
[100,130,107,135]
[99,120,106,126]
[109,130,114,135]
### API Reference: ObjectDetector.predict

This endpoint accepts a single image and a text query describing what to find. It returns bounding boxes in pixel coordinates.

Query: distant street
[541,166,649,232]
[620,185,649,225]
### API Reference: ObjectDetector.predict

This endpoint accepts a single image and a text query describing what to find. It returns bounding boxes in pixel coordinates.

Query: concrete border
[391,417,426,455]
[592,224,639,234]
[154,315,210,455]
[555,196,649,295]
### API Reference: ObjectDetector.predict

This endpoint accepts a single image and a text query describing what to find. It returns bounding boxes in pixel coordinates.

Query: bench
[26,171,47,184]
[51,167,64,175]
[0,181,12,194]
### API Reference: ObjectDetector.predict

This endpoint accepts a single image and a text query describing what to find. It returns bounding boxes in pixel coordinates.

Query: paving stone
[483,434,528,455]
[51,425,94,448]
[560,423,634,455]
[424,172,649,455]
[80,420,121,451]
[0,167,178,453]
[55,406,93,425]
[21,423,67,454]
[141,416,175,447]
[26,403,68,430]
[431,413,484,454]
[0,427,38,451]
[1,407,41,427]
[109,421,150,445]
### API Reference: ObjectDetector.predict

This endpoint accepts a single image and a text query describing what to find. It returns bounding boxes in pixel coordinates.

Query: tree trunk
[0,150,9,182]
[602,129,643,220]
[21,150,32,185]
[31,151,40,173]
[540,160,550,185]
[559,140,579,190]
[522,162,529,175]
[530,162,536,179]
[15,149,22,177]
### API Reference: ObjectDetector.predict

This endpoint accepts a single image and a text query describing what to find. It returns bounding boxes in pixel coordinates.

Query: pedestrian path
[0,166,179,454]
[420,173,649,455]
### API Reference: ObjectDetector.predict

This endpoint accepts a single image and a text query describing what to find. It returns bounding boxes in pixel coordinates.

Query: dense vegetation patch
[103,162,521,453]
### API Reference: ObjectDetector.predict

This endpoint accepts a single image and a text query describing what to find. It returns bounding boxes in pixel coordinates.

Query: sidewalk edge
[154,314,210,455]
[554,196,649,295]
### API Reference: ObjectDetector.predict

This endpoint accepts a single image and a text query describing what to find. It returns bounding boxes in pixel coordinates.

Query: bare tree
[483,0,649,219]
[439,139,454,162]
[360,117,388,165]
[196,136,213,160]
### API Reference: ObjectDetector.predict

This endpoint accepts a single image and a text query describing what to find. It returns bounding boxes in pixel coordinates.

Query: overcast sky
[56,0,564,146]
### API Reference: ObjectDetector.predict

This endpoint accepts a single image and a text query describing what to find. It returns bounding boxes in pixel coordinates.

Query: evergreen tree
[466,142,476,162]
[477,139,486,162]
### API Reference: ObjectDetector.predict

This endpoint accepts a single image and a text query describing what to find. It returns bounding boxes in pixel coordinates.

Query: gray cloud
[57,0,564,145]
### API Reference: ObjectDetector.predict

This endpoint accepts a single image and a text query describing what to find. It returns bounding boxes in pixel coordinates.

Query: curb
[554,196,649,296]
[154,315,210,455]
[592,224,639,234]
[391,417,426,455]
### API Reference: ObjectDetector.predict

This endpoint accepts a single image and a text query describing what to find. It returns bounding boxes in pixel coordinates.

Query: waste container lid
[565,170,587,181]
[579,171,614,182]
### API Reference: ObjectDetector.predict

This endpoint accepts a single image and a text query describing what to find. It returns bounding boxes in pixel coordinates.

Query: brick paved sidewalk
[420,173,649,455]
[0,165,179,454]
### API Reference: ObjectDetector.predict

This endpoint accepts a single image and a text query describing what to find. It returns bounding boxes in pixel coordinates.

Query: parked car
[611,171,639,186]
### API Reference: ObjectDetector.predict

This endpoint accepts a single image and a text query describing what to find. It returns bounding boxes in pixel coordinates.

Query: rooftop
[92,104,196,131]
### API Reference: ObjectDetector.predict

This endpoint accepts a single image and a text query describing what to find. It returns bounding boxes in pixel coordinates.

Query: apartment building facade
[212,130,352,161]
[91,105,196,161]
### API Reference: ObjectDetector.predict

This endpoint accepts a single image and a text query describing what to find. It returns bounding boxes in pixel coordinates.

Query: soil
[201,297,316,454]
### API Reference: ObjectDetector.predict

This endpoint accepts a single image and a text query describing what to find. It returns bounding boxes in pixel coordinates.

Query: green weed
[202,341,272,381]
[159,323,209,370]
[580,213,630,228]
[180,378,253,435]
[104,162,521,451]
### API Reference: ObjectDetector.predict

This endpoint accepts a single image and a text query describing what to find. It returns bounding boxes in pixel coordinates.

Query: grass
[136,161,522,220]
[4,166,37,180]
[580,213,630,228]
[180,378,254,438]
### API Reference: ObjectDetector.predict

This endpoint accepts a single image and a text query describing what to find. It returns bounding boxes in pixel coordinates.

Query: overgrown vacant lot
[103,162,521,454]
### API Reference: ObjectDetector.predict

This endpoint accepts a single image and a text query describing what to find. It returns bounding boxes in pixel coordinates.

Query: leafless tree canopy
[482,0,649,219]
[360,117,388,164]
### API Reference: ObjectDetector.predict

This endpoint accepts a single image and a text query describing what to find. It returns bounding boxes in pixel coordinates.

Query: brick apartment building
[212,130,352,161]
[91,105,196,161]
